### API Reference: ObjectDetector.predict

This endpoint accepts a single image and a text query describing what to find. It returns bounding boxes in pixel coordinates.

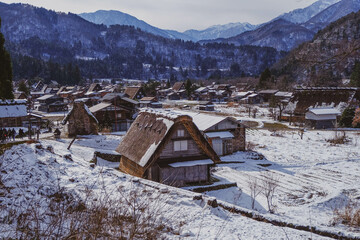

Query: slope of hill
[183,22,257,41]
[206,19,315,52]
[304,0,360,32]
[275,0,340,24]
[273,10,360,84]
[79,10,194,41]
[0,2,285,80]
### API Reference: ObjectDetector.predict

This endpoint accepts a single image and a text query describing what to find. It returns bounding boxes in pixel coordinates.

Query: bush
[332,202,360,227]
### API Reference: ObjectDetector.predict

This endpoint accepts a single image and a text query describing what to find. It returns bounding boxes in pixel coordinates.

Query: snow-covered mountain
[304,0,360,32]
[211,19,315,52]
[79,10,195,41]
[183,22,257,42]
[275,0,341,24]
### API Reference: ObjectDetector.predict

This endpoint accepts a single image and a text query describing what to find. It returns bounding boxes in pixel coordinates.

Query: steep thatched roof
[124,86,142,99]
[172,82,184,92]
[116,110,220,176]
[292,87,358,115]
[62,102,98,125]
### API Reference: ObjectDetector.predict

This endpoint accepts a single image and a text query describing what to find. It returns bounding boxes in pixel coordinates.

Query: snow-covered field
[0,136,337,239]
[210,130,360,237]
[1,105,360,238]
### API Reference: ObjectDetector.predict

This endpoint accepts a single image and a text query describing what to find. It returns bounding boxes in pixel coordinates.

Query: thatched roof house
[124,86,144,100]
[172,82,185,92]
[116,110,220,186]
[62,102,98,137]
[291,87,360,116]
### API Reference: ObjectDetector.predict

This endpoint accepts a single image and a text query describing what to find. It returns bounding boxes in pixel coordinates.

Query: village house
[116,110,220,187]
[290,87,360,121]
[139,97,162,108]
[172,82,185,92]
[258,89,279,102]
[36,94,68,112]
[305,107,341,129]
[124,86,145,100]
[197,101,215,111]
[0,100,28,128]
[89,93,138,131]
[174,110,246,156]
[62,101,98,137]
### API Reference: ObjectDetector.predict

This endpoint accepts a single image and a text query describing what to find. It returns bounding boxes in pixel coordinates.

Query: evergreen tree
[339,107,355,127]
[257,68,272,89]
[0,18,14,99]
[350,61,360,87]
[185,79,192,98]
[18,80,30,96]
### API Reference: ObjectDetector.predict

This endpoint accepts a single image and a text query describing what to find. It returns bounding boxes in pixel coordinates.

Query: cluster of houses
[1,78,359,187]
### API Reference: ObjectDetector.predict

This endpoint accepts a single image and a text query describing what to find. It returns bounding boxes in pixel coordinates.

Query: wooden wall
[160,165,209,187]
[158,124,205,160]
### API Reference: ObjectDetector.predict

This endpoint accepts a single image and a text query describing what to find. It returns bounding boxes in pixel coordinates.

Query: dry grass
[326,132,350,145]
[332,202,360,228]
[0,181,178,239]
[263,122,289,130]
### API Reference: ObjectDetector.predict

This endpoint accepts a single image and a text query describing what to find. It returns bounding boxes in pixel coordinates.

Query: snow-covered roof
[37,94,55,100]
[205,131,234,139]
[173,110,231,131]
[234,91,251,97]
[0,99,27,105]
[275,91,293,97]
[169,159,214,168]
[89,102,112,113]
[0,104,27,118]
[308,108,341,115]
[248,93,258,98]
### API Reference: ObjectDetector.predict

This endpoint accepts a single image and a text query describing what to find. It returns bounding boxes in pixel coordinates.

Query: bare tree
[261,172,279,213]
[248,176,261,210]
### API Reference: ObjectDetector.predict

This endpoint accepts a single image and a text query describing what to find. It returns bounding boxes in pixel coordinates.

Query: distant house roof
[89,102,112,113]
[37,94,56,101]
[101,93,126,102]
[275,91,293,98]
[258,90,279,94]
[307,108,341,116]
[0,104,27,118]
[173,110,239,132]
[195,87,207,93]
[140,96,156,101]
[62,102,98,125]
[124,86,142,99]
[88,83,102,93]
[172,82,185,92]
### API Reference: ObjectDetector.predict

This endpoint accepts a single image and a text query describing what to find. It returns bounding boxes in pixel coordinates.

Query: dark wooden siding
[159,124,204,160]
[160,165,209,187]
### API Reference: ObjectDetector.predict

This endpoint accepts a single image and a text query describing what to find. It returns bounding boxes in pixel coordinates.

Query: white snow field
[0,122,359,238]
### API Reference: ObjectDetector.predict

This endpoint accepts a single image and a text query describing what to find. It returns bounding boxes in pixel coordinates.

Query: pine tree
[257,68,272,89]
[0,18,14,99]
[18,80,30,96]
[350,61,360,87]
[339,107,355,127]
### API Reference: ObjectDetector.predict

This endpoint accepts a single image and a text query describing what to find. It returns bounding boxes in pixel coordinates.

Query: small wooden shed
[116,110,220,187]
[62,102,98,137]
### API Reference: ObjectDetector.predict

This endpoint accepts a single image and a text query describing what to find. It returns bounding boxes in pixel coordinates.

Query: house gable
[117,110,220,178]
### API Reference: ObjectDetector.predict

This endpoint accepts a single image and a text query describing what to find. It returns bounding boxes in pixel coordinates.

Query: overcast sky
[1,0,319,31]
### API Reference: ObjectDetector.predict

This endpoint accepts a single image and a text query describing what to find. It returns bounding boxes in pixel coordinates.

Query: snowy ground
[0,134,341,239]
[1,104,360,238]
[208,129,360,238]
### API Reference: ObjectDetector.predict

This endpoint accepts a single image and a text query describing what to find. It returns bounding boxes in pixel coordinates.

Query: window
[117,113,122,118]
[174,140,188,151]
[177,129,184,137]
